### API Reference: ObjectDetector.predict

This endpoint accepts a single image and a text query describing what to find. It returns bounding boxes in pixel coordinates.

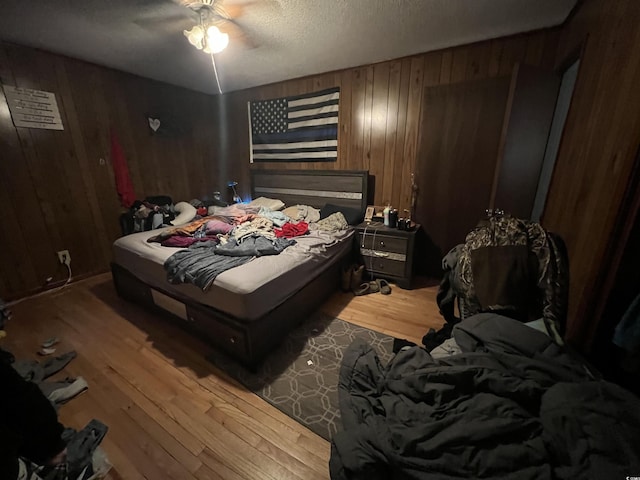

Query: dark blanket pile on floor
[331,313,640,480]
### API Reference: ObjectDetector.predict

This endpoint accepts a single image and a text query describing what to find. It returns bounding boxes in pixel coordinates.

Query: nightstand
[355,221,419,289]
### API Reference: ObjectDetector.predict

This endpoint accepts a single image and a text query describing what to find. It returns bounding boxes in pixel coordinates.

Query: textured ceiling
[0,0,576,95]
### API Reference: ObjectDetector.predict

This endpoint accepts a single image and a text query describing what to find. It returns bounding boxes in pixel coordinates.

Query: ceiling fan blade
[134,13,195,32]
[219,19,259,49]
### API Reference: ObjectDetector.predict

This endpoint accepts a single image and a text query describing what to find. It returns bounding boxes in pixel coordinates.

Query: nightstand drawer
[363,257,406,277]
[359,233,407,254]
[355,222,420,290]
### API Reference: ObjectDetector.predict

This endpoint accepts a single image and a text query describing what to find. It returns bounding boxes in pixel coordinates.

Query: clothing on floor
[13,351,77,384]
[1,360,65,479]
[12,352,87,409]
[14,421,109,480]
[65,420,109,480]
[421,322,455,351]
[40,377,88,407]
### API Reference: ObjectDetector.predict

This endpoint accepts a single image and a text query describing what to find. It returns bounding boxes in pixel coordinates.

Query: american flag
[248,87,340,163]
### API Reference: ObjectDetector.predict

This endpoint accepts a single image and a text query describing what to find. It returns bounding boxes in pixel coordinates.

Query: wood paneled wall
[542,0,640,349]
[215,29,559,267]
[0,42,219,299]
[218,30,559,208]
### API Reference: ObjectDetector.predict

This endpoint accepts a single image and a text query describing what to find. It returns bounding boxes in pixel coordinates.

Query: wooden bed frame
[111,169,368,368]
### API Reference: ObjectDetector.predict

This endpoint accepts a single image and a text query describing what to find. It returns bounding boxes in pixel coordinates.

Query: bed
[111,169,368,367]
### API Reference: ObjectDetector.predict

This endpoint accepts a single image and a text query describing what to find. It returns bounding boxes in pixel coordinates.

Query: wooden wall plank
[439,50,453,84]
[399,56,426,217]
[369,63,391,205]
[337,71,349,170]
[487,39,503,78]
[348,68,366,173]
[450,47,469,84]
[381,60,402,207]
[498,35,528,75]
[390,58,412,211]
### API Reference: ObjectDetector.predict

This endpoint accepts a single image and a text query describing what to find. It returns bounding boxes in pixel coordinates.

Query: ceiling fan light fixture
[184,25,205,49]
[206,26,229,54]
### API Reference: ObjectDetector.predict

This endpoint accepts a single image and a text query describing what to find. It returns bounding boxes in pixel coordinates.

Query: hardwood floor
[2,273,443,479]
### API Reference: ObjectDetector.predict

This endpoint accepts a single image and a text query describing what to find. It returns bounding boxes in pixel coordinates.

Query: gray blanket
[330,313,640,480]
[164,236,295,291]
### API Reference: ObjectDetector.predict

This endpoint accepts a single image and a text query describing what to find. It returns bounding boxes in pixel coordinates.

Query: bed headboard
[250,170,368,212]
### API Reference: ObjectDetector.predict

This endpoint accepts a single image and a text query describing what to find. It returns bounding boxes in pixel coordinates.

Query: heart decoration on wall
[146,111,190,137]
[148,117,161,132]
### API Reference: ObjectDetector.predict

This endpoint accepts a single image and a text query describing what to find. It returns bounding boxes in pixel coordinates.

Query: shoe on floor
[353,280,380,296]
[376,278,392,295]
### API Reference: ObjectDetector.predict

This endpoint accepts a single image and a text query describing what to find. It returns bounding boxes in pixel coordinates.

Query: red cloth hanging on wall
[110,130,136,208]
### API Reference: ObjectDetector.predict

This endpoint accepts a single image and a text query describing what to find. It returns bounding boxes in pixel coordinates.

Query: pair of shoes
[354,280,378,296]
[354,278,392,296]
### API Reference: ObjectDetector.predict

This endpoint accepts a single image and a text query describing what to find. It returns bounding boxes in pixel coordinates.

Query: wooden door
[415,77,511,256]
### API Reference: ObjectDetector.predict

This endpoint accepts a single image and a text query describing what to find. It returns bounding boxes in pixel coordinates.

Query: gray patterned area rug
[207,311,394,441]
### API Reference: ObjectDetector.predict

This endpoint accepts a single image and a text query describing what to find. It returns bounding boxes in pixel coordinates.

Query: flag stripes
[249,87,340,163]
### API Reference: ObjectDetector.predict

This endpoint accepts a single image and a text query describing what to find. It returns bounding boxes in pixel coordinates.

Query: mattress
[112,227,353,322]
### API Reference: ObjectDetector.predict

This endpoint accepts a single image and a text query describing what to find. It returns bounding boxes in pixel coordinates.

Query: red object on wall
[110,130,136,208]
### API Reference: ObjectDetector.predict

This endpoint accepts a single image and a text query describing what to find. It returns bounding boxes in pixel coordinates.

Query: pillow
[319,203,363,225]
[282,204,321,223]
[170,201,197,226]
[248,196,285,211]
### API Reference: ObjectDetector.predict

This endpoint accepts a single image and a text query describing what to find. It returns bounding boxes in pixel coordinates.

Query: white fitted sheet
[112,227,353,322]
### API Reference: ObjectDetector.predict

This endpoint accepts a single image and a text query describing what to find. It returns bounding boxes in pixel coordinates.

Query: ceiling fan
[173,0,256,54]
[136,0,260,93]
[178,1,231,54]
[168,0,255,93]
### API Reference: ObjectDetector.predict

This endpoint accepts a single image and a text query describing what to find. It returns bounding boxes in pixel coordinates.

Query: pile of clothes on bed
[330,313,640,480]
[146,200,351,291]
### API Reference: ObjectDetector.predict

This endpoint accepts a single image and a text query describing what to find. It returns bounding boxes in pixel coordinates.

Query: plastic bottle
[383,205,391,227]
[389,209,398,228]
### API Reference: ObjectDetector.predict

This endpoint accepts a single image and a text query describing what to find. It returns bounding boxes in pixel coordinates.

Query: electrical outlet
[57,250,71,266]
